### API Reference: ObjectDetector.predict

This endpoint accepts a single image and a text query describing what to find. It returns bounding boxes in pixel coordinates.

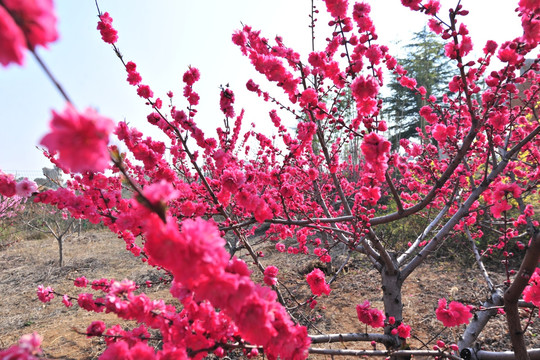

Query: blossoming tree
[1,0,539,359]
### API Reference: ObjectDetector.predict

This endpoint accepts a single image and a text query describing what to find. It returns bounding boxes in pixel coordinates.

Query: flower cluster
[0,332,43,359]
[356,300,385,328]
[40,105,114,173]
[435,298,473,327]
[0,0,58,66]
[306,268,331,296]
[97,12,118,44]
[143,216,310,359]
[0,172,37,198]
[4,0,540,358]
[523,269,540,307]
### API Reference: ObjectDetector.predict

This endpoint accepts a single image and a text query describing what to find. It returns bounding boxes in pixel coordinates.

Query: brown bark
[504,231,540,360]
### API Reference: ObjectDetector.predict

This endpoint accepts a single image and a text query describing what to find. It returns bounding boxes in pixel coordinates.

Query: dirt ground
[1,229,539,359]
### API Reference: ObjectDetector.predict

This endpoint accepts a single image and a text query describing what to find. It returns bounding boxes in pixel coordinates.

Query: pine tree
[384,27,454,147]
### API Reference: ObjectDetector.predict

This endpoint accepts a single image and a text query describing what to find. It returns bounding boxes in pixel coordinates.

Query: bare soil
[1,230,539,359]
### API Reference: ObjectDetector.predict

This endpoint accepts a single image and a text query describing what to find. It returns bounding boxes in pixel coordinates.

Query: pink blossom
[351,75,379,101]
[19,332,43,354]
[399,76,417,89]
[488,107,510,131]
[276,243,286,252]
[356,300,385,328]
[97,12,118,44]
[0,6,25,66]
[297,121,316,143]
[0,0,58,66]
[77,293,100,312]
[86,321,106,337]
[221,169,245,193]
[523,269,540,307]
[433,124,448,143]
[220,88,235,118]
[352,3,374,32]
[74,276,88,287]
[40,105,114,173]
[361,132,391,164]
[419,105,438,124]
[183,66,200,86]
[498,42,522,65]
[142,180,181,206]
[137,84,153,99]
[299,88,318,108]
[436,298,473,327]
[0,332,43,359]
[306,268,331,296]
[521,8,540,44]
[0,171,17,197]
[491,200,513,218]
[62,294,73,307]
[324,0,348,19]
[519,0,540,11]
[397,323,411,338]
[37,285,54,303]
[401,0,422,10]
[424,0,441,15]
[100,341,156,360]
[264,266,279,286]
[483,40,498,55]
[15,178,37,197]
[428,18,444,34]
[125,61,142,85]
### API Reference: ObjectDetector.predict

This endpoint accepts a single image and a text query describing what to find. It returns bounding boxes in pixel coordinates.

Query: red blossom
[220,88,235,118]
[361,132,390,164]
[0,332,43,359]
[40,105,114,173]
[428,18,444,34]
[37,285,54,303]
[306,268,331,296]
[97,12,118,44]
[401,0,422,10]
[0,172,17,197]
[86,321,106,337]
[436,298,473,327]
[424,0,441,15]
[137,84,154,99]
[182,66,200,85]
[264,266,279,286]
[523,269,540,307]
[74,276,89,287]
[356,300,385,328]
[351,75,379,101]
[483,40,498,55]
[397,323,411,338]
[221,169,245,193]
[0,0,58,66]
[324,0,349,19]
[299,88,318,108]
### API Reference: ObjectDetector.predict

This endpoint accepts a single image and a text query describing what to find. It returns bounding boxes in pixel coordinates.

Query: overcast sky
[0,0,525,177]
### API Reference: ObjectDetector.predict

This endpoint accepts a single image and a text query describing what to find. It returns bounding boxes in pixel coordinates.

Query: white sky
[0,0,528,175]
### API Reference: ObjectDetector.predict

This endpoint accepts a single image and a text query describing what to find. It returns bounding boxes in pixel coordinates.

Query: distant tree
[384,27,454,147]
[25,203,75,267]
[34,166,63,190]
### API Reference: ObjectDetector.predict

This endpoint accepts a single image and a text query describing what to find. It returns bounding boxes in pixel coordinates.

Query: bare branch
[309,347,461,359]
[465,226,495,292]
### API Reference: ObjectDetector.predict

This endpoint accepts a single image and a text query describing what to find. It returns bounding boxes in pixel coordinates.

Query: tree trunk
[503,231,540,360]
[57,236,63,267]
[381,266,403,349]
